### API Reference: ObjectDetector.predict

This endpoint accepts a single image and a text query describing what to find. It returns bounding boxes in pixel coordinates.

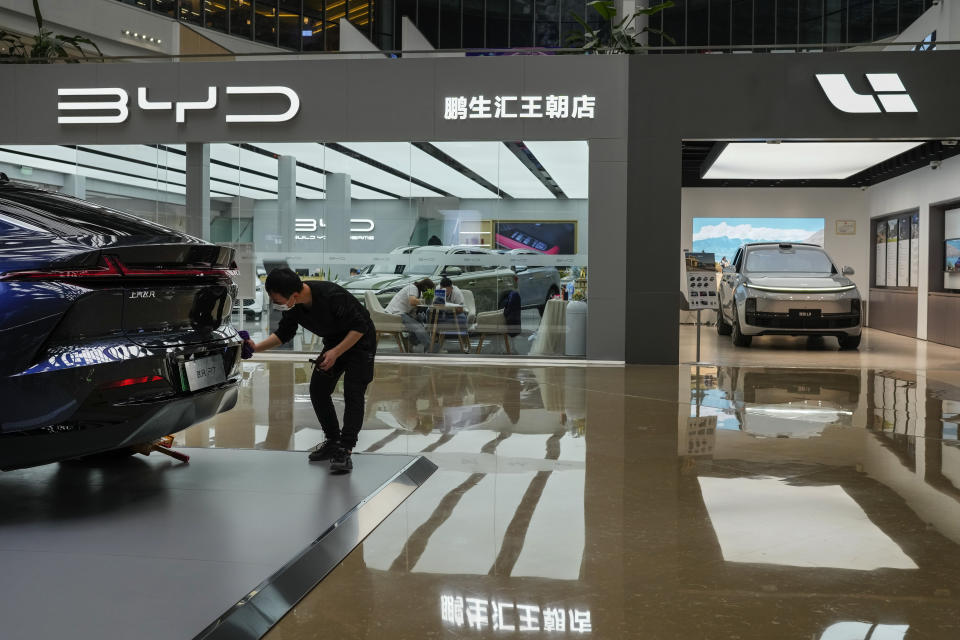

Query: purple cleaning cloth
[238,330,254,359]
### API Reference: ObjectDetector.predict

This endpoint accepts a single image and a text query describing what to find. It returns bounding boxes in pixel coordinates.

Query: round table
[417,303,470,353]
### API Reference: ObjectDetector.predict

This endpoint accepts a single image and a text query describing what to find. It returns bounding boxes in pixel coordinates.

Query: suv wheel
[539,286,560,315]
[837,334,861,350]
[731,305,752,347]
[716,308,732,336]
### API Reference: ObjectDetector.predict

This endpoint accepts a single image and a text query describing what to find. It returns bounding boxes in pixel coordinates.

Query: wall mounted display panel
[692,218,824,267]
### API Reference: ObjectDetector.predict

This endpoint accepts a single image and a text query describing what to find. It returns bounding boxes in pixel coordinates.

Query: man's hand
[319,348,340,371]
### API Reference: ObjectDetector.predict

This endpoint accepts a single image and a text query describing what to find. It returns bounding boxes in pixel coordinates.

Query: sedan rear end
[0,184,241,470]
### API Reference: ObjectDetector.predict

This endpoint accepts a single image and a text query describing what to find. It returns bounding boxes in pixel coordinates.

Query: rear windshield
[0,189,177,238]
[744,247,835,274]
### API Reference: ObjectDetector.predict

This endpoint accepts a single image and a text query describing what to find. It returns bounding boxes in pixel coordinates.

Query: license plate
[183,355,226,391]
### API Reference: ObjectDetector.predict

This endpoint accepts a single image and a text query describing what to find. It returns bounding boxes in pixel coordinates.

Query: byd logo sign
[816,73,917,114]
[57,86,300,124]
[295,218,376,241]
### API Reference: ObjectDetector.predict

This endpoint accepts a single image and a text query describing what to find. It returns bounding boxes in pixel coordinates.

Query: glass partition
[0,140,589,358]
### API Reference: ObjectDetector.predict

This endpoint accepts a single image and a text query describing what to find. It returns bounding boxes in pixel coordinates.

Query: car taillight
[0,255,236,281]
[513,274,519,287]
[101,375,165,389]
[0,255,123,281]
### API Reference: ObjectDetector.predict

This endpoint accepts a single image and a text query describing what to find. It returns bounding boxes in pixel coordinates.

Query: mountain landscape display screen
[946,238,960,272]
[692,218,825,265]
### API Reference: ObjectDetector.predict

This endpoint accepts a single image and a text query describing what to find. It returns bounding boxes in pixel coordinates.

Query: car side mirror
[842,266,855,276]
[443,266,463,276]
[513,265,528,273]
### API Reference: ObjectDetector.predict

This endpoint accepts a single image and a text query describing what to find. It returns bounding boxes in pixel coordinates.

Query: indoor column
[278,155,297,252]
[185,142,211,241]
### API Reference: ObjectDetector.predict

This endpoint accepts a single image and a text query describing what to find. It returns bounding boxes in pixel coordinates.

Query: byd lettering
[294,218,375,241]
[816,73,917,114]
[57,86,300,124]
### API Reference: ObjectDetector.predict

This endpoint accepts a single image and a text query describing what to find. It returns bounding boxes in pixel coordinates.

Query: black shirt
[274,281,376,352]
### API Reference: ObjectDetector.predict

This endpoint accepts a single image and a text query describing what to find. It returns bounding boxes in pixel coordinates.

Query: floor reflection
[187,359,960,639]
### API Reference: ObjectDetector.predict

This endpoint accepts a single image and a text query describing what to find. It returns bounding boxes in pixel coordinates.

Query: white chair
[472,308,512,355]
[460,289,477,327]
[364,291,407,352]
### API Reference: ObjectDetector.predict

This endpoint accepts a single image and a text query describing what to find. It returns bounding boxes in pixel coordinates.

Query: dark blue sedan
[0,178,241,470]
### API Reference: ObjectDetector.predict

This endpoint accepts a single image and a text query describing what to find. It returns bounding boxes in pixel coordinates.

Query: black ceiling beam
[503,141,567,199]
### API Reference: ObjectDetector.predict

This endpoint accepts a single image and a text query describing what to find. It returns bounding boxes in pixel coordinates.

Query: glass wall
[117,0,935,52]
[0,140,589,359]
[217,140,589,358]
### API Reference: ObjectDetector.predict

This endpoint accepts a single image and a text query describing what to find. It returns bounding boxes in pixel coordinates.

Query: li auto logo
[57,86,299,124]
[816,73,917,114]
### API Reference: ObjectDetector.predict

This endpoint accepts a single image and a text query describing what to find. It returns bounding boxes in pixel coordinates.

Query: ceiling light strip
[412,142,512,199]
[327,142,451,197]
[235,143,402,199]
[503,142,567,199]
[4,146,190,192]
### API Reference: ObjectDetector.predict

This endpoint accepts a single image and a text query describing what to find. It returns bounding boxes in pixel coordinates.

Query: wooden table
[418,303,470,353]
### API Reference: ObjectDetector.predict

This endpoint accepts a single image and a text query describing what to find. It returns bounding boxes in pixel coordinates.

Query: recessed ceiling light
[703,141,925,180]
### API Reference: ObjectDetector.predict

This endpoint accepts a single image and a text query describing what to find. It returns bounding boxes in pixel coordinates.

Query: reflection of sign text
[443,95,596,120]
[440,594,590,633]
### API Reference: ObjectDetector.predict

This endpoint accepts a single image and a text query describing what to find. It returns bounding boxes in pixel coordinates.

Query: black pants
[309,347,375,451]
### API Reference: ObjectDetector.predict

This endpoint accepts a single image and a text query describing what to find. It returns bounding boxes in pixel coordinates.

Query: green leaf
[643,26,676,45]
[635,0,674,15]
[587,0,617,21]
[33,0,43,32]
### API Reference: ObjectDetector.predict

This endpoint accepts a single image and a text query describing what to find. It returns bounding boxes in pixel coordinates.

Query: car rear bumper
[0,381,238,471]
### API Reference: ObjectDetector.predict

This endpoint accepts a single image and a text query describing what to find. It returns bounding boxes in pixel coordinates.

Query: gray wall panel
[587,158,627,362]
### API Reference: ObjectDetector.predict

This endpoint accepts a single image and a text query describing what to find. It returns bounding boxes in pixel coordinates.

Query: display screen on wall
[875,224,886,287]
[946,239,960,272]
[910,214,920,287]
[691,218,824,266]
[897,216,910,287]
[875,214,920,289]
[494,221,576,254]
[886,219,898,286]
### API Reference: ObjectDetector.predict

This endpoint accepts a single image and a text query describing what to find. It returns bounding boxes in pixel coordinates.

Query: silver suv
[716,243,862,350]
[496,249,563,313]
[341,246,518,313]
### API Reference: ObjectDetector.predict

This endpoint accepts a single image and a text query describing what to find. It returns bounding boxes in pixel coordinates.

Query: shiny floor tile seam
[196,455,437,640]
[251,353,625,367]
[676,588,959,605]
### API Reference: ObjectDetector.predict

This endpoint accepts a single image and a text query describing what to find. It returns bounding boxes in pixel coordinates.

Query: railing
[0,40,954,63]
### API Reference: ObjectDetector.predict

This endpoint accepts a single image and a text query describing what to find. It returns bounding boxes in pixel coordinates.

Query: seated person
[436,276,468,340]
[385,278,434,350]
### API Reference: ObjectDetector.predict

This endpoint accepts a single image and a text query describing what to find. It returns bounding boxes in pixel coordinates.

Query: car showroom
[2,1,960,638]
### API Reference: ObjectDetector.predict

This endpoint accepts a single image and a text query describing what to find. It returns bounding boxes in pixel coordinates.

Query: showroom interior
[3,2,960,639]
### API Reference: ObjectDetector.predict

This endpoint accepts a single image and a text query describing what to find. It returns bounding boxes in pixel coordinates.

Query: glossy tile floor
[183,328,960,639]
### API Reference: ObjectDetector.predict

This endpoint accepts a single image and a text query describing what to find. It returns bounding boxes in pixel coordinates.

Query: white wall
[867,153,960,339]
[680,188,871,294]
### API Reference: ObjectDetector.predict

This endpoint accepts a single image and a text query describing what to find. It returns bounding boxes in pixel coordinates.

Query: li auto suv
[716,243,862,350]
[0,180,242,470]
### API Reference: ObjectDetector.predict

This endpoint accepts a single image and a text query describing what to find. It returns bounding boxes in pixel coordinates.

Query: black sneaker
[329,447,353,473]
[308,439,340,462]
